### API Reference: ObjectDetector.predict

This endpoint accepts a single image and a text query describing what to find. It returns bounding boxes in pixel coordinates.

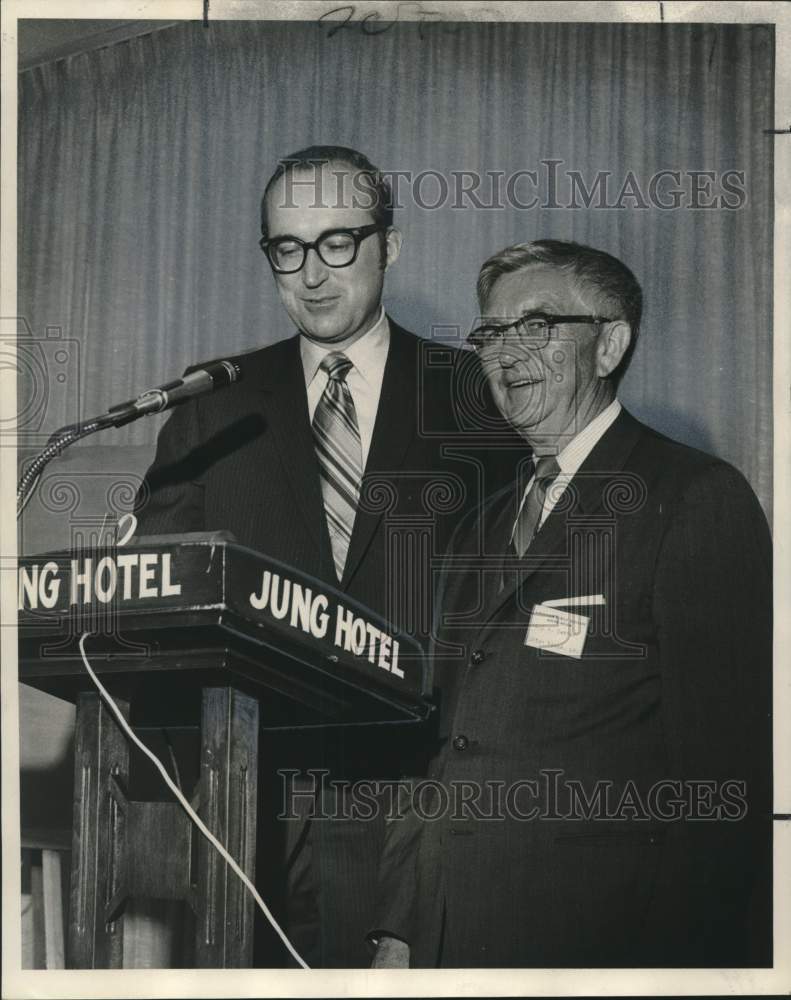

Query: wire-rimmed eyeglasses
[259,223,385,273]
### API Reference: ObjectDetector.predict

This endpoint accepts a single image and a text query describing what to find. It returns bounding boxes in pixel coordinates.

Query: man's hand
[371,935,410,968]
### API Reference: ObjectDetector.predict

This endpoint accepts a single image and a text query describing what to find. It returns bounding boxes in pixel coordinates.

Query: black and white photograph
[2,1,789,996]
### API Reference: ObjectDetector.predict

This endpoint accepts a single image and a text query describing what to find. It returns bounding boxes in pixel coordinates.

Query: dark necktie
[511,455,561,558]
[312,353,363,581]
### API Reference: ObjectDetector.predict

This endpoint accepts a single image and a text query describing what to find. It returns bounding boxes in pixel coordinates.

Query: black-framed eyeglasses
[259,223,386,273]
[467,312,613,354]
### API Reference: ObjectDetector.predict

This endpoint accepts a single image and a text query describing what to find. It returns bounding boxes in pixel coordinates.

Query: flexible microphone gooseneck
[16,358,243,516]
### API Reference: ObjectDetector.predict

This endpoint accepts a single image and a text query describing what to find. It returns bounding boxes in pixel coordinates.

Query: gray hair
[476,239,642,382]
[477,239,642,332]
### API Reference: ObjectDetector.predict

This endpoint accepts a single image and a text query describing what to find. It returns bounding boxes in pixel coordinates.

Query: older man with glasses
[371,239,772,969]
[135,145,521,968]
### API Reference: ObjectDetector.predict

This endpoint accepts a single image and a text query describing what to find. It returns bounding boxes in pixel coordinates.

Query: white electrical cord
[77,632,310,969]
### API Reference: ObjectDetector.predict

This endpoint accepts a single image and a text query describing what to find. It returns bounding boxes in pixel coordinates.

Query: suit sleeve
[366,778,424,949]
[368,504,479,953]
[134,398,206,535]
[647,460,772,964]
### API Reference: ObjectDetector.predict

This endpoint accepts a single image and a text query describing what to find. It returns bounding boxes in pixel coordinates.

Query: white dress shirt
[511,399,622,542]
[300,306,390,469]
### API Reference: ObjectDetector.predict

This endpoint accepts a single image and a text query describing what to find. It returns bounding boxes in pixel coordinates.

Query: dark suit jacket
[134,319,530,967]
[135,319,523,774]
[373,408,772,967]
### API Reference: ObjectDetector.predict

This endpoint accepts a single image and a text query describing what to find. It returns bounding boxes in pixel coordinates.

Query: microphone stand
[17,389,197,517]
[17,361,242,519]
[16,408,138,518]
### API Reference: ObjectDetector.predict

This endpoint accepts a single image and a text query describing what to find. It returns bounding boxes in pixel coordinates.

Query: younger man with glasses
[371,239,772,968]
[135,146,520,967]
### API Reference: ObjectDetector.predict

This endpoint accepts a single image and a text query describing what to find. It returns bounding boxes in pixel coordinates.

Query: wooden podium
[17,534,430,968]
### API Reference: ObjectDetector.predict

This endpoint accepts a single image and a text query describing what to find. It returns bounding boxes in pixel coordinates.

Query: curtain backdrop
[18,19,774,518]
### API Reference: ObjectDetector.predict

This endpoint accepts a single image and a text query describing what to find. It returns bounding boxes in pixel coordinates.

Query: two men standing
[138,149,771,969]
[136,145,519,966]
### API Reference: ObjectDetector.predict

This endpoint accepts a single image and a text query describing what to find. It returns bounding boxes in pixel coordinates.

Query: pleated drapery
[18,20,773,517]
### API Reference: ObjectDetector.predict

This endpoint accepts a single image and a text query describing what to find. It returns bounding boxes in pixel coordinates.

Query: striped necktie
[312,352,363,581]
[511,455,561,557]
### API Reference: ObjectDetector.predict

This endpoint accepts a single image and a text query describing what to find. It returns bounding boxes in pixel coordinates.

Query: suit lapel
[341,322,418,588]
[479,409,644,626]
[256,335,329,553]
[476,482,524,613]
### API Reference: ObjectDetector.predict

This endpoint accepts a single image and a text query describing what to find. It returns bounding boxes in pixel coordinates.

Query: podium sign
[17,535,432,968]
[18,534,430,727]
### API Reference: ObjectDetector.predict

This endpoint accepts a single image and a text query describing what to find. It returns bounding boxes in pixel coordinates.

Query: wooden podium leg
[42,849,66,968]
[68,692,129,968]
[195,687,259,967]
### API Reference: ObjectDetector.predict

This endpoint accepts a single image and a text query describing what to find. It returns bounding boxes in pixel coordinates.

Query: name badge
[524,604,590,659]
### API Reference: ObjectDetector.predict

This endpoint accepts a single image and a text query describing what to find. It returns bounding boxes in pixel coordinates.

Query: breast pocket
[523,600,655,664]
[509,605,662,747]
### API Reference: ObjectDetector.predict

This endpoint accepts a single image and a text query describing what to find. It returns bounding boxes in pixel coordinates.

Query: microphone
[106,358,243,427]
[18,358,243,515]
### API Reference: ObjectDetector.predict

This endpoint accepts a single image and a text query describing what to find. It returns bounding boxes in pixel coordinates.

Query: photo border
[2,1,789,996]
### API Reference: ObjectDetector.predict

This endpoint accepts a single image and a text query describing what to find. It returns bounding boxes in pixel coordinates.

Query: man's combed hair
[477,239,643,331]
[260,144,394,236]
[476,239,643,381]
